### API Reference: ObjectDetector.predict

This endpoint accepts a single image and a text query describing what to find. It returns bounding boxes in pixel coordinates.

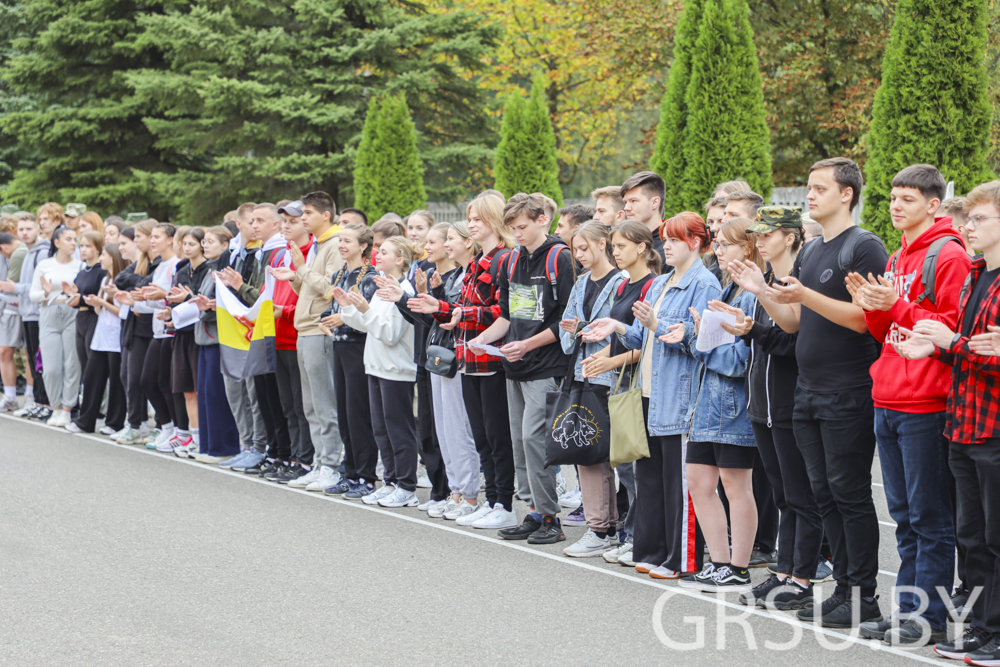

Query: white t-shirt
[91,277,121,353]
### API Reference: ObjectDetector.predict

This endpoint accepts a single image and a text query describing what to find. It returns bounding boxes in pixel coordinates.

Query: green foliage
[0,0,36,194]
[493,75,563,205]
[678,0,772,213]
[863,0,995,249]
[353,94,427,221]
[650,0,704,215]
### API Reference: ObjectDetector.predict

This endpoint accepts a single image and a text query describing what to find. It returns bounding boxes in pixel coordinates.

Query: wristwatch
[950,332,963,351]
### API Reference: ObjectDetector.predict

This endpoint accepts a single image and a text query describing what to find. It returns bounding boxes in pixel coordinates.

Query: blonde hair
[205,225,233,245]
[36,202,64,226]
[447,220,481,259]
[409,209,436,226]
[133,219,156,276]
[328,223,374,299]
[718,217,765,294]
[80,211,104,235]
[381,235,416,275]
[467,193,515,249]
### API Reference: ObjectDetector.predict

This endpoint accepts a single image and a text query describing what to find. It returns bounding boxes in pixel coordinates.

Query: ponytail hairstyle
[781,226,804,254]
[410,209,436,227]
[661,211,711,251]
[48,225,74,258]
[610,219,661,275]
[371,218,406,240]
[571,221,615,266]
[449,219,481,259]
[380,235,415,276]
[717,217,765,295]
[102,243,127,281]
[205,225,233,246]
[329,222,374,298]
[153,222,177,239]
[133,219,156,276]
[183,226,206,259]
[467,193,515,249]
[81,230,105,257]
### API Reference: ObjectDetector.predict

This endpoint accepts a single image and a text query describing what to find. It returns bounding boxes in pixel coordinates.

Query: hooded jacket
[498,235,575,382]
[741,270,799,427]
[864,216,971,413]
[290,225,344,337]
[340,277,418,382]
[272,238,311,350]
[14,239,51,322]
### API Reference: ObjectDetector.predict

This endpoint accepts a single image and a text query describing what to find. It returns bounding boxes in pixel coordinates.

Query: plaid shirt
[433,245,511,374]
[935,257,1000,444]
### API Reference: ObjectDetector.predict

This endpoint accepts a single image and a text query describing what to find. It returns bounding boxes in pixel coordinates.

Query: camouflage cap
[124,212,148,224]
[65,203,87,217]
[748,206,803,234]
[0,204,20,216]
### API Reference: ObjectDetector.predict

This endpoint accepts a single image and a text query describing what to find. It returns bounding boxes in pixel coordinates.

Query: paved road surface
[0,415,955,666]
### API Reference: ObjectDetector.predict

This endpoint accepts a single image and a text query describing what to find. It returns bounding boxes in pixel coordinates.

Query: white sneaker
[288,466,321,489]
[100,425,119,436]
[563,530,613,558]
[305,466,339,492]
[13,398,36,417]
[416,465,432,489]
[64,422,84,434]
[362,483,396,505]
[472,503,518,529]
[444,499,480,521]
[603,541,632,564]
[429,497,460,518]
[150,428,175,449]
[558,485,582,509]
[419,498,446,512]
[175,440,198,459]
[47,411,68,427]
[1,397,18,413]
[156,435,185,453]
[143,428,161,445]
[556,471,567,497]
[379,488,419,508]
[618,549,637,567]
[455,502,493,526]
[115,426,145,445]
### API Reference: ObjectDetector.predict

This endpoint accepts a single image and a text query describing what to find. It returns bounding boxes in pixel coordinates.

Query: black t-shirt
[608,273,655,359]
[963,267,999,336]
[583,272,614,320]
[791,227,888,393]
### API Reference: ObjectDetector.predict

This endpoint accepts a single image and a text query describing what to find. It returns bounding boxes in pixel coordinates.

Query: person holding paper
[669,217,760,594]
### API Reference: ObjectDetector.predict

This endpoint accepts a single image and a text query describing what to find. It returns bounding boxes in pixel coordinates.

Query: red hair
[660,211,710,250]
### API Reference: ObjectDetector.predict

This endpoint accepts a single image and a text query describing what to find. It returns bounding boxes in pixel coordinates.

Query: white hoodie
[340,276,417,382]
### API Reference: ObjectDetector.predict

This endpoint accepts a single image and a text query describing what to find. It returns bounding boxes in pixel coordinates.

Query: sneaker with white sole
[419,498,446,512]
[306,466,339,492]
[46,411,69,427]
[143,428,161,445]
[64,422,85,434]
[455,502,493,526]
[362,484,396,505]
[416,466,432,489]
[555,471,567,498]
[99,425,119,436]
[288,466,322,489]
[558,485,582,509]
[563,530,613,558]
[618,549,637,567]
[679,563,717,590]
[429,497,460,518]
[1,397,18,413]
[13,398,36,417]
[115,426,145,445]
[472,503,518,529]
[444,500,481,521]
[193,452,229,464]
[156,435,187,453]
[603,541,632,564]
[379,488,419,508]
[175,439,198,458]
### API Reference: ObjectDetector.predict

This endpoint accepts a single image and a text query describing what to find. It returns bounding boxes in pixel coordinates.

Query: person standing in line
[621,171,668,263]
[0,228,27,412]
[30,226,82,427]
[65,231,106,384]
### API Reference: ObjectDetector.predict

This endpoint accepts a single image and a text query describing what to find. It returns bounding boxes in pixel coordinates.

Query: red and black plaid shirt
[433,245,511,374]
[935,257,1000,444]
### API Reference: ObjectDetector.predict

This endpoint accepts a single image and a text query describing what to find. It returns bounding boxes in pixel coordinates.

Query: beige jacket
[291,227,344,337]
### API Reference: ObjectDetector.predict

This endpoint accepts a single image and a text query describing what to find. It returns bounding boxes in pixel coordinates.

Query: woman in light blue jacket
[672,217,762,594]
[585,212,719,580]
[557,222,624,558]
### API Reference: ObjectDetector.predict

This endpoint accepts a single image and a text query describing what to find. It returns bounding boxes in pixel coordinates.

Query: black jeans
[124,336,150,429]
[793,386,879,598]
[275,348,313,464]
[368,375,418,491]
[140,337,174,428]
[463,372,515,510]
[75,350,125,432]
[417,367,449,501]
[254,371,291,461]
[75,310,98,373]
[333,341,376,481]
[752,421,824,580]
[950,439,1000,635]
[21,320,48,405]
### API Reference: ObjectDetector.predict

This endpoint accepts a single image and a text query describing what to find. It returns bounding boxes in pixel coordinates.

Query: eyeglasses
[965,215,1000,228]
[712,241,733,252]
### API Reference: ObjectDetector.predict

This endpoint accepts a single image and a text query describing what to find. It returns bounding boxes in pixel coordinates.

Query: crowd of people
[1,156,999,664]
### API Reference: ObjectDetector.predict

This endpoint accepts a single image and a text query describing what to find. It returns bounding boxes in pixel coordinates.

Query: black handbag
[425,326,458,378]
[543,340,611,467]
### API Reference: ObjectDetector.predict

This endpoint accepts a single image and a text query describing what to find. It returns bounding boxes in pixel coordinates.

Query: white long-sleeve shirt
[133,255,180,338]
[340,277,417,382]
[29,256,83,306]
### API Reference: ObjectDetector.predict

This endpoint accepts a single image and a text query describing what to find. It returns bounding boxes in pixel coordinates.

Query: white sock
[191,429,200,446]
[3,386,15,400]
[161,422,174,435]
[176,428,189,438]
[25,385,33,398]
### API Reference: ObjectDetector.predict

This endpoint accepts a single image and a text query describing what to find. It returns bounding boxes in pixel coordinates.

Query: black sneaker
[949,587,970,621]
[819,595,882,629]
[748,546,777,568]
[739,573,784,607]
[247,458,280,476]
[884,618,949,647]
[965,634,1000,666]
[527,516,565,544]
[768,580,815,611]
[702,565,751,593]
[935,627,994,661]
[264,463,294,482]
[498,515,541,541]
[859,611,906,641]
[797,591,848,622]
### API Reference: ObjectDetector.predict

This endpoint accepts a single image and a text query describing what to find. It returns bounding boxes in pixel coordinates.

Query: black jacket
[396,265,463,366]
[740,270,799,427]
[116,256,161,344]
[324,265,378,344]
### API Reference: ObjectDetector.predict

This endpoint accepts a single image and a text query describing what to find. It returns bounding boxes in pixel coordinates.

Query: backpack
[616,276,655,302]
[796,224,885,276]
[506,244,571,300]
[887,236,964,308]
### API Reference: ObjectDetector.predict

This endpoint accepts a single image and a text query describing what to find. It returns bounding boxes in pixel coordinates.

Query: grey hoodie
[14,239,51,322]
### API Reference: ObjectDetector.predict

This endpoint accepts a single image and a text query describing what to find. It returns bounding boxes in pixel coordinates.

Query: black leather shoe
[498,515,541,541]
[527,516,566,544]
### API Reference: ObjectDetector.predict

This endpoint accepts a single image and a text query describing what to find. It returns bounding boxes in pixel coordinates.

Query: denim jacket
[617,263,721,436]
[560,270,625,387]
[688,281,756,446]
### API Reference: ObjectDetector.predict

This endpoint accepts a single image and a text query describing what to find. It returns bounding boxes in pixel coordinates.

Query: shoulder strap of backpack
[488,248,511,286]
[916,236,964,307]
[545,244,570,300]
[639,278,654,301]
[504,246,521,283]
[837,226,884,275]
[268,248,287,269]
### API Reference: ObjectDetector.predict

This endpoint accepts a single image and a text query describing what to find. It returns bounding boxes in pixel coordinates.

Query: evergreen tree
[353,94,426,221]
[679,0,773,212]
[0,0,36,195]
[493,76,563,205]
[650,0,704,216]
[863,0,995,248]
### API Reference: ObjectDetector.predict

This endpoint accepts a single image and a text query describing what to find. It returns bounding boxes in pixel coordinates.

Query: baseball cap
[748,206,803,234]
[124,212,148,224]
[65,203,87,217]
[278,200,303,217]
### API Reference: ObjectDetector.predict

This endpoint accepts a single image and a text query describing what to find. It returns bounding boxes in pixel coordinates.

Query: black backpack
[887,236,965,308]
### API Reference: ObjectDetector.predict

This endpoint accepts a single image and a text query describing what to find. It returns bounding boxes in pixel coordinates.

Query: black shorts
[686,440,757,469]
[171,332,199,393]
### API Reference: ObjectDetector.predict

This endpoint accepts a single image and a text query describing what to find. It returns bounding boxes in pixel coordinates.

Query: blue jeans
[875,408,955,630]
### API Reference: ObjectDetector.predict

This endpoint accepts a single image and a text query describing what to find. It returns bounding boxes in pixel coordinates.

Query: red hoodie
[273,237,313,351]
[865,217,971,412]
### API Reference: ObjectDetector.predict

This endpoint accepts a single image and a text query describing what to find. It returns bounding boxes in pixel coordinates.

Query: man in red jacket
[846,164,971,647]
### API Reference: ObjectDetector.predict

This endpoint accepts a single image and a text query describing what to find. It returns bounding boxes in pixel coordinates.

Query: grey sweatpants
[39,304,81,410]
[297,335,343,468]
[508,377,560,516]
[431,372,480,498]
[223,374,258,452]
